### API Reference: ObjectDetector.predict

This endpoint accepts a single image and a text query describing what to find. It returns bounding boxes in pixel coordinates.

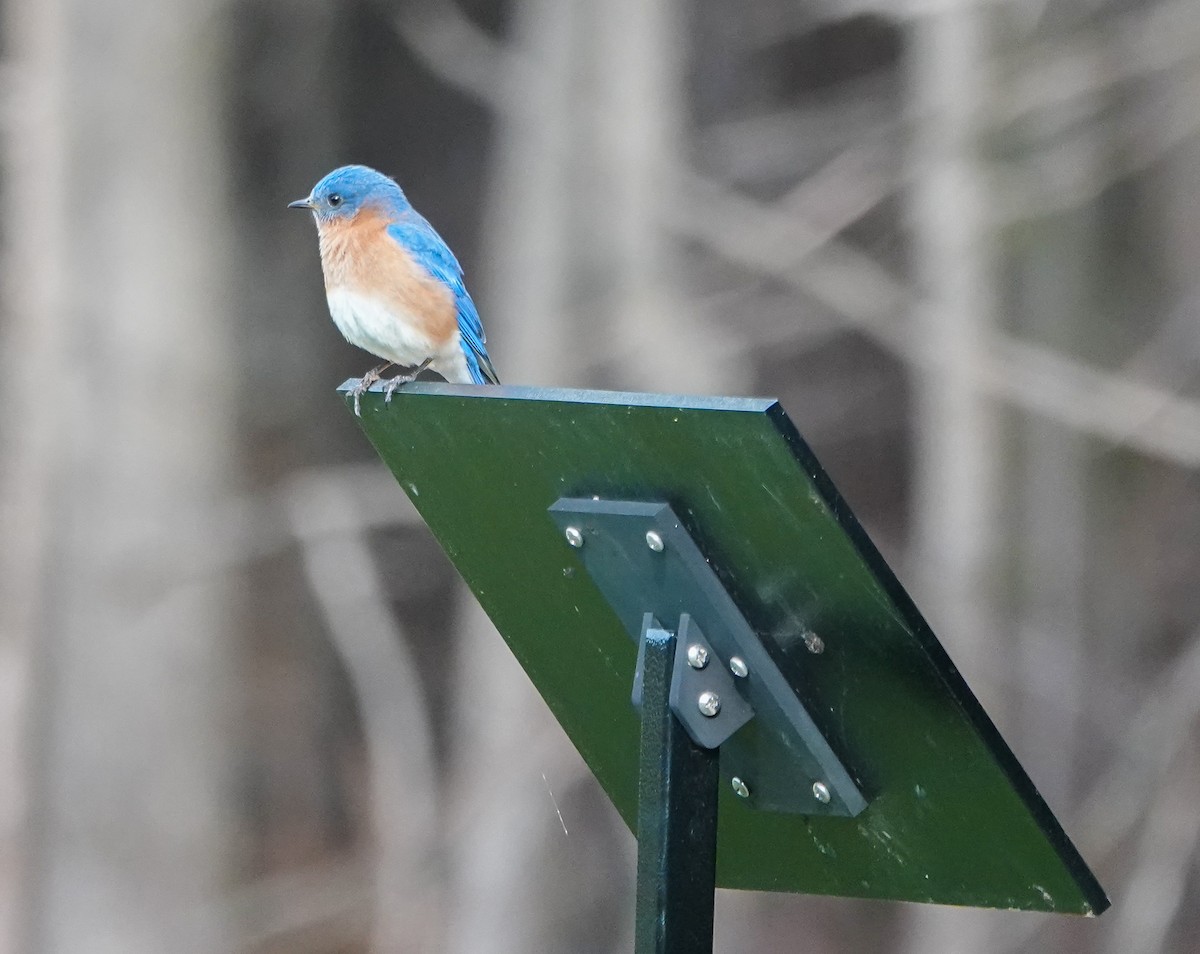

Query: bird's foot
[348,363,392,417]
[383,358,433,403]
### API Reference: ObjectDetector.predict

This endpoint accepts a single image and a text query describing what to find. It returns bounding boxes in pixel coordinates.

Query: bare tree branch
[673,170,1200,468]
[386,1,515,113]
[994,0,1200,127]
[1103,750,1200,954]
[285,471,444,954]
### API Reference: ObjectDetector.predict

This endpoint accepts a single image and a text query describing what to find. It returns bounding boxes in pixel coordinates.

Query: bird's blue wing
[387,217,499,385]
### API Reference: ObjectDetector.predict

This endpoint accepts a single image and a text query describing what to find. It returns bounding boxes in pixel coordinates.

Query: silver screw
[697,691,721,717]
[565,526,584,548]
[731,777,750,798]
[804,631,825,654]
[645,530,664,552]
[686,644,709,669]
[812,781,831,804]
[729,656,749,678]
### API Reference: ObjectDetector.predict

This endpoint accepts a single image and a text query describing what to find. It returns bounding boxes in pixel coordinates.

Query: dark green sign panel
[345,382,1108,915]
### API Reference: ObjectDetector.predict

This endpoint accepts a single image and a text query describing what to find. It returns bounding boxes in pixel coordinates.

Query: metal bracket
[550,497,868,817]
[634,614,755,750]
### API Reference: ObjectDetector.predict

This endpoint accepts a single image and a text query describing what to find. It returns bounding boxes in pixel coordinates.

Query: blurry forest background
[1,0,1199,951]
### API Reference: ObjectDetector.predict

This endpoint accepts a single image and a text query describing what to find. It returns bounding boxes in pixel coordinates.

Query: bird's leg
[348,362,393,416]
[383,358,433,403]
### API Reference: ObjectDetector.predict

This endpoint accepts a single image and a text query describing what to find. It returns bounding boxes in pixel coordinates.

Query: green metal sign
[346,381,1108,915]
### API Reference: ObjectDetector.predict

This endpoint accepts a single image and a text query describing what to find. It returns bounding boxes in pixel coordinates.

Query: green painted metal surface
[345,381,1109,915]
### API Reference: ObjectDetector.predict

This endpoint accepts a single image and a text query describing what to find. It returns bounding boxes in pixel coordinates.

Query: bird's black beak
[288,197,314,210]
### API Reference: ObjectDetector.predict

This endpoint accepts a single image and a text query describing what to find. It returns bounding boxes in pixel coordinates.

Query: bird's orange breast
[317,207,458,347]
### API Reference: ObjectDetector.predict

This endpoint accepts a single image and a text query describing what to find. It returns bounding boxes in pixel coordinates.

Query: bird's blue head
[288,165,410,223]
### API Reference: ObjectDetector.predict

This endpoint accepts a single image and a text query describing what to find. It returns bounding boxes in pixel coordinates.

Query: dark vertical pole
[634,628,720,954]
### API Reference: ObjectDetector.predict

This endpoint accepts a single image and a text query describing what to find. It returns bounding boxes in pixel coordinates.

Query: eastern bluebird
[289,165,499,414]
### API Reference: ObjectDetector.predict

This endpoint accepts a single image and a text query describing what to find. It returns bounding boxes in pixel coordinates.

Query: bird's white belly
[326,287,435,367]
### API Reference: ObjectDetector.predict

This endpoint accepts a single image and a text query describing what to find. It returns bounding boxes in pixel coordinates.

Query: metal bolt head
[565,526,584,548]
[728,656,748,678]
[645,529,665,552]
[804,631,825,654]
[812,781,831,804]
[731,777,750,798]
[697,691,721,717]
[686,644,709,669]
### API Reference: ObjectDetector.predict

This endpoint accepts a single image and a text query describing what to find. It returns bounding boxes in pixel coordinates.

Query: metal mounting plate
[552,498,867,817]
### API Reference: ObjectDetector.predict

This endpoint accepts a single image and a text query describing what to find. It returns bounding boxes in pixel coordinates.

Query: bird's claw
[347,363,392,417]
[382,358,433,403]
[346,359,431,414]
[348,377,373,417]
[383,373,416,402]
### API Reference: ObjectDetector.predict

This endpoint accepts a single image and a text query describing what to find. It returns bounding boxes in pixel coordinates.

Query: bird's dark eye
[328,194,343,207]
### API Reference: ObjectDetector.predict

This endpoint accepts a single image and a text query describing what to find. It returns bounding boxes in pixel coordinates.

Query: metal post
[634,627,720,954]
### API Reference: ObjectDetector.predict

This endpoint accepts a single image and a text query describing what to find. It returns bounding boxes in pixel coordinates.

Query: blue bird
[289,165,498,414]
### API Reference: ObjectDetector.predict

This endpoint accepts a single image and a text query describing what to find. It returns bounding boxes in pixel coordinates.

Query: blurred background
[1,0,1198,951]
